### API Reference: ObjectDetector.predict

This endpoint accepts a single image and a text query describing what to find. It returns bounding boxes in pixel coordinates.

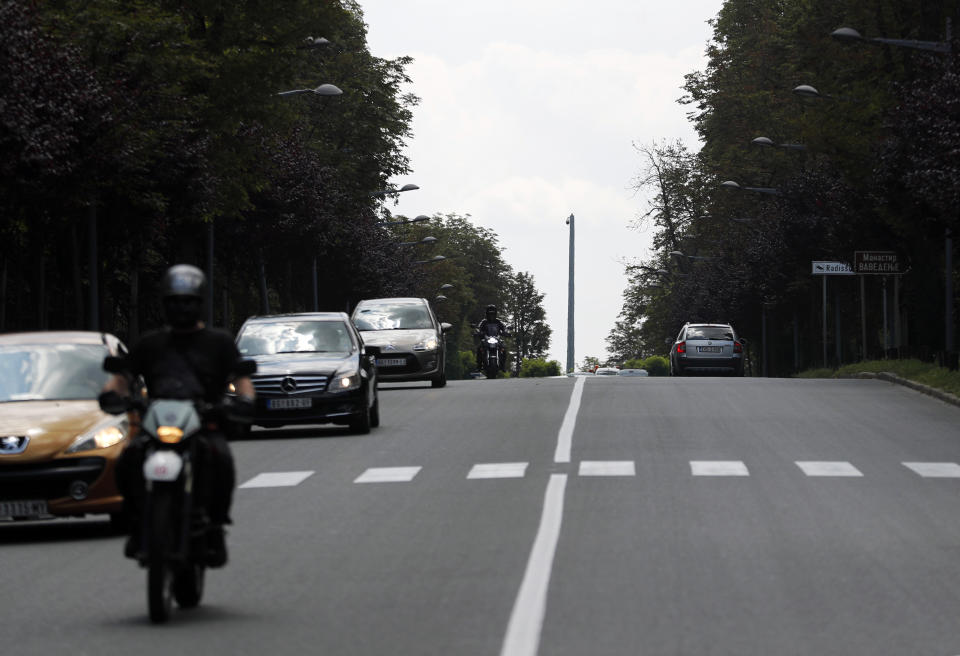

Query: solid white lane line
[579,460,636,477]
[795,461,863,477]
[353,466,422,483]
[468,463,529,479]
[500,473,568,656]
[554,375,586,463]
[903,462,960,478]
[690,461,750,477]
[239,471,315,489]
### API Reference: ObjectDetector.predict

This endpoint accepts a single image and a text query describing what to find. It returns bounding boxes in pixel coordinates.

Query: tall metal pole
[206,221,214,327]
[947,227,954,358]
[566,214,575,373]
[860,275,867,360]
[822,276,827,367]
[88,201,98,331]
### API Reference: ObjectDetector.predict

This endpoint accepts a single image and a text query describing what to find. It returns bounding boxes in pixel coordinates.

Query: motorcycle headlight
[330,369,361,392]
[414,337,438,352]
[66,417,129,453]
[486,337,499,345]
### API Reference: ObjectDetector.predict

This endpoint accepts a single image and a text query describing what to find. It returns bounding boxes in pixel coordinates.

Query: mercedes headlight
[414,337,438,352]
[330,369,362,393]
[66,417,129,453]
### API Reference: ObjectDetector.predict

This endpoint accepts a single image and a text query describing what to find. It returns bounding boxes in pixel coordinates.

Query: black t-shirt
[126,327,246,402]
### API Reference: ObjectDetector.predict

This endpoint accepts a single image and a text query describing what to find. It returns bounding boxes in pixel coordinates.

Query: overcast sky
[359,1,725,369]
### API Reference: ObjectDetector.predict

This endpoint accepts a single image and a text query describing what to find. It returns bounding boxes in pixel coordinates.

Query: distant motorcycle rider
[100,264,256,567]
[475,304,509,371]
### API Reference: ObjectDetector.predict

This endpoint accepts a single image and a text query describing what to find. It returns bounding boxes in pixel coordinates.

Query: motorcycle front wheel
[147,491,175,623]
[174,562,205,609]
[485,363,499,379]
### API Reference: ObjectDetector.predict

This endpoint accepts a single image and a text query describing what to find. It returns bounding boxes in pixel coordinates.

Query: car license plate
[698,346,722,353]
[267,397,313,410]
[376,358,406,367]
[0,500,48,518]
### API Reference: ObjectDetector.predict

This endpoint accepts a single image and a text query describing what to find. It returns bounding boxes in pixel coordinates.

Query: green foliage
[796,359,960,397]
[458,350,478,379]
[613,0,960,376]
[519,359,562,378]
[624,355,670,376]
[579,356,600,372]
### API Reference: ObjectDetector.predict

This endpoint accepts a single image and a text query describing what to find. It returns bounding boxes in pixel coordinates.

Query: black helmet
[161,264,205,330]
[485,304,497,319]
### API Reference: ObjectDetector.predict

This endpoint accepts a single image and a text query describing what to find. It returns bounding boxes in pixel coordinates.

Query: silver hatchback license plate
[376,358,406,367]
[0,500,48,518]
[698,346,723,353]
[267,397,312,410]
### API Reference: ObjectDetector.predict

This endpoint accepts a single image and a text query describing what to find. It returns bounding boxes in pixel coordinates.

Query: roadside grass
[795,359,960,397]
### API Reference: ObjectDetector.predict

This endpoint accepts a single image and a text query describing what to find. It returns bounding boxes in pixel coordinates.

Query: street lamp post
[566,214,575,374]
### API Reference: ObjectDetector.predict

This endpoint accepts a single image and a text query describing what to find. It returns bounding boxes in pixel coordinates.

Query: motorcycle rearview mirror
[103,355,128,374]
[440,322,452,333]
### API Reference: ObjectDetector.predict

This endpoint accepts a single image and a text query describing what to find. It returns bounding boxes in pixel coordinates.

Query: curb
[845,371,960,409]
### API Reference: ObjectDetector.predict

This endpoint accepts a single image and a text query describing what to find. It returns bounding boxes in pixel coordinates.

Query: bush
[623,355,670,376]
[458,350,477,379]
[519,358,562,378]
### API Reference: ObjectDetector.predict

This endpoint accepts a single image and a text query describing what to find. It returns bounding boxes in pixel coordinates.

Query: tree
[502,271,551,374]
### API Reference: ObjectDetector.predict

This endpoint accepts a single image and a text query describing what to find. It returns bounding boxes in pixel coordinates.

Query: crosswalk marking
[354,466,422,484]
[237,460,960,489]
[468,463,529,479]
[239,471,315,488]
[903,462,960,478]
[690,460,749,476]
[578,461,636,477]
[796,461,863,477]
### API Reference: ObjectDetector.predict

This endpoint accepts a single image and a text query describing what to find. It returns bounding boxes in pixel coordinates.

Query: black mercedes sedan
[234,313,379,435]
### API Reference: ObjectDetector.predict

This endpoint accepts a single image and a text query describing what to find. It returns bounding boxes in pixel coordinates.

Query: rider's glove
[98,390,130,415]
[224,395,255,424]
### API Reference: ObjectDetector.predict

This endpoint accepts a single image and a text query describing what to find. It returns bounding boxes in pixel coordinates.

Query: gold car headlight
[66,418,129,453]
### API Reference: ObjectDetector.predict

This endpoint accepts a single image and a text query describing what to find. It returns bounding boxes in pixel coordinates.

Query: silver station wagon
[669,322,745,376]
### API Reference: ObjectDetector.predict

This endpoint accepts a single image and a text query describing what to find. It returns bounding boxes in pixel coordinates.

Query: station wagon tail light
[676,341,686,354]
[733,341,743,353]
[156,426,184,444]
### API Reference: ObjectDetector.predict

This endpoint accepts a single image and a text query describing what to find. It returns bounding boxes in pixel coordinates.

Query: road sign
[854,251,902,274]
[811,261,854,275]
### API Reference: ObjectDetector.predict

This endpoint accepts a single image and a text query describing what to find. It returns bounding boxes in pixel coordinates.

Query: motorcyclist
[474,304,509,371]
[99,264,256,567]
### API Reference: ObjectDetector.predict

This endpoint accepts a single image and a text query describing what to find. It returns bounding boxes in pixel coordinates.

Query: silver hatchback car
[670,323,745,376]
[351,298,451,388]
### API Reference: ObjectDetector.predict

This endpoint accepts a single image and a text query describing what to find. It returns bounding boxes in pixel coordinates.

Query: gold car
[0,331,131,524]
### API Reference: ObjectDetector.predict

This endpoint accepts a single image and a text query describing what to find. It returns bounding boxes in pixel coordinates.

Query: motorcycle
[101,356,249,623]
[138,398,210,623]
[478,323,506,379]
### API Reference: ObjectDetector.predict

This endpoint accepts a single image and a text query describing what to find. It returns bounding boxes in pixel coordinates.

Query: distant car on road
[617,368,649,377]
[0,331,131,525]
[595,367,620,376]
[235,313,379,434]
[351,297,450,388]
[670,322,745,376]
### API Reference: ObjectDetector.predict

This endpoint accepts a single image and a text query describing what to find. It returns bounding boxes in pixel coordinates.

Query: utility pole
[566,214,575,373]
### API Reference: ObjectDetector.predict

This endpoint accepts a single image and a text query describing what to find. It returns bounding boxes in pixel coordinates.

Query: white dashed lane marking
[691,461,750,477]
[468,463,529,479]
[903,462,960,478]
[239,471,315,488]
[578,461,636,477]
[354,467,422,484]
[796,461,863,477]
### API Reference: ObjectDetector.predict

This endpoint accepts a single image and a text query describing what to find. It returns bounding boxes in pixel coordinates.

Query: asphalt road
[3,375,960,655]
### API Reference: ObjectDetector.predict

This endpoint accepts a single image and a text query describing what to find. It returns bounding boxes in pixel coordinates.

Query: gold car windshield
[237,321,355,356]
[0,344,110,402]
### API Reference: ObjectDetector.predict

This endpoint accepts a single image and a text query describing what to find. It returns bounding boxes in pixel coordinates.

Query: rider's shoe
[205,526,228,568]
